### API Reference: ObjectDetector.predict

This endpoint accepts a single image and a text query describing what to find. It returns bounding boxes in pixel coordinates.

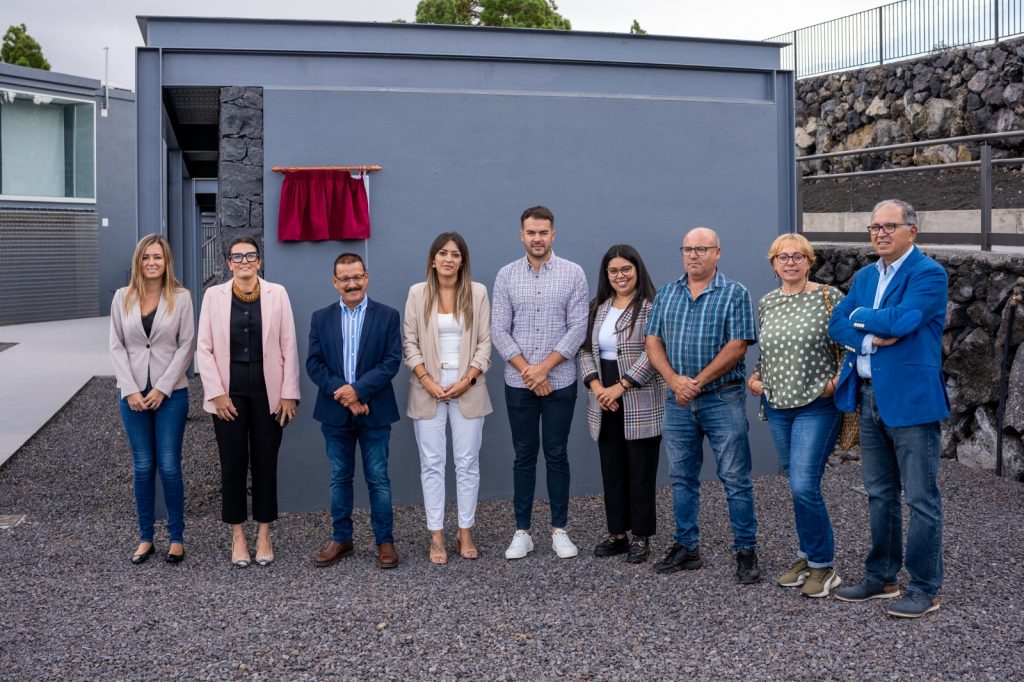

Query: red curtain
[277,169,371,241]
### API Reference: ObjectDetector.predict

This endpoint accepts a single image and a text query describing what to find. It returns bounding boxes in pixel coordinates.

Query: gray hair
[872,199,918,226]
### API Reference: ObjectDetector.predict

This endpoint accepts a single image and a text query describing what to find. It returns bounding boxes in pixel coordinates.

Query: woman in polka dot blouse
[748,233,844,598]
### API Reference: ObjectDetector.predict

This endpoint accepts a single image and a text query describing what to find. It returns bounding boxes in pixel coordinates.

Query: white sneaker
[551,528,579,558]
[504,530,534,559]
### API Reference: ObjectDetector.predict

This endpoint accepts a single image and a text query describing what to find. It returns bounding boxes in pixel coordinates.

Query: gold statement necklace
[232,278,261,303]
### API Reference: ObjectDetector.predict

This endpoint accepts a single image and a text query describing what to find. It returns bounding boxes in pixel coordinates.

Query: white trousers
[413,368,484,530]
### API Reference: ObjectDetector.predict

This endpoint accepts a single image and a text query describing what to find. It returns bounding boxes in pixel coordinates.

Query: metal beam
[136,47,164,237]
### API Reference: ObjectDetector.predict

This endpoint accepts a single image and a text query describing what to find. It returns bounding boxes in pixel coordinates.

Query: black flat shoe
[131,544,156,565]
[165,549,186,564]
[626,536,650,564]
[593,534,629,557]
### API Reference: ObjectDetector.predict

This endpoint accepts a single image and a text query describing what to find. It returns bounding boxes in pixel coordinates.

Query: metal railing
[200,211,219,286]
[767,0,1024,79]
[797,130,1024,250]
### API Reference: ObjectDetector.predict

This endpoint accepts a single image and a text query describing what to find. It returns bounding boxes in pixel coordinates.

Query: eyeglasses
[606,265,634,278]
[680,246,718,256]
[866,222,909,235]
[228,252,260,263]
[334,274,367,285]
[774,253,807,264]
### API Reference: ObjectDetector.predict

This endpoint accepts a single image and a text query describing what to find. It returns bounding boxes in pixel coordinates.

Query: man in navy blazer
[828,199,948,618]
[307,252,402,569]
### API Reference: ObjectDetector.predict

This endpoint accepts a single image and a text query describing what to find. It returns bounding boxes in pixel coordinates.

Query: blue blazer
[828,247,949,427]
[306,297,402,427]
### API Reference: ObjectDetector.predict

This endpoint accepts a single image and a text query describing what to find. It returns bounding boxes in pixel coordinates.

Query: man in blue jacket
[307,252,402,569]
[828,199,948,618]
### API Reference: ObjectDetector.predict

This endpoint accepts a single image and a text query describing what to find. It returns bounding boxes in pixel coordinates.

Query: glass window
[0,89,95,200]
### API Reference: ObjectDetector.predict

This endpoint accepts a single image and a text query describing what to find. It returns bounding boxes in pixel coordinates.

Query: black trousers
[212,362,283,524]
[598,359,661,537]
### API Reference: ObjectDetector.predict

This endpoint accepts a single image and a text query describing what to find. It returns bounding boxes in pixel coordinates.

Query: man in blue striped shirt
[645,227,761,584]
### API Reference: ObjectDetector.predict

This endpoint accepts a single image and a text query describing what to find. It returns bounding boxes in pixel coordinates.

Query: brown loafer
[313,540,353,567]
[377,542,399,569]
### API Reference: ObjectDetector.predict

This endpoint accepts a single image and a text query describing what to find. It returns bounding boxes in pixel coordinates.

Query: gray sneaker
[834,576,900,602]
[800,567,841,598]
[777,557,810,587]
[886,591,941,618]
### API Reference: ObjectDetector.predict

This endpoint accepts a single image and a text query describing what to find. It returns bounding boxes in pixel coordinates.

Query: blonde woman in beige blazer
[196,237,300,568]
[403,232,492,564]
[109,234,195,565]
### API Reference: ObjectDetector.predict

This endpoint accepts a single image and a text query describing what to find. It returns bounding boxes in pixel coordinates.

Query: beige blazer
[195,278,301,414]
[403,281,492,419]
[109,287,195,399]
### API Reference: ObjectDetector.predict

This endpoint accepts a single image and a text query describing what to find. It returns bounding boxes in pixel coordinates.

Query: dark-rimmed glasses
[228,252,260,263]
[334,273,367,285]
[606,265,634,278]
[774,253,807,264]
[866,223,909,235]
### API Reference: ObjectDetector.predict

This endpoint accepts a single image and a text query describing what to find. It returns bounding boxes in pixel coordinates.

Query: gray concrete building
[0,62,136,324]
[136,17,796,511]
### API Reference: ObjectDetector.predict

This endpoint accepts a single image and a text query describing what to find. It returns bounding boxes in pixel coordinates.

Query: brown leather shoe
[377,542,399,569]
[313,540,353,567]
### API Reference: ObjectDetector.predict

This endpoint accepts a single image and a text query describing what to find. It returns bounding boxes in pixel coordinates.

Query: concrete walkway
[0,316,112,467]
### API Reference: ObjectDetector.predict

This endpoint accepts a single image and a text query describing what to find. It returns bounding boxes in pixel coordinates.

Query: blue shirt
[856,245,916,379]
[340,296,368,384]
[645,270,757,392]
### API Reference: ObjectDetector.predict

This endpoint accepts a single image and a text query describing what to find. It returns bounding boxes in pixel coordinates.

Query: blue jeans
[764,395,841,567]
[859,385,943,597]
[321,422,394,545]
[118,388,189,543]
[505,383,577,530]
[662,384,757,551]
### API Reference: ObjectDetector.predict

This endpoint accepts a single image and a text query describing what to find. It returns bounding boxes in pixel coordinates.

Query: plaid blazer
[577,298,665,441]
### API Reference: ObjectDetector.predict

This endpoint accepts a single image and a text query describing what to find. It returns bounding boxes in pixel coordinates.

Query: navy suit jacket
[828,246,949,427]
[306,297,401,427]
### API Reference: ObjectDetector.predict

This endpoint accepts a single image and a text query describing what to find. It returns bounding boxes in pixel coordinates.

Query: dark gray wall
[138,19,795,512]
[263,88,784,511]
[96,90,138,312]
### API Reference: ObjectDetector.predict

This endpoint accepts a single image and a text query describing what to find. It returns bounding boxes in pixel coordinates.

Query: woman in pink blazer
[110,234,195,565]
[196,237,300,568]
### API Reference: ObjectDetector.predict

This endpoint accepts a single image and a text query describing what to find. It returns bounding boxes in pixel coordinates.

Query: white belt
[440,362,459,370]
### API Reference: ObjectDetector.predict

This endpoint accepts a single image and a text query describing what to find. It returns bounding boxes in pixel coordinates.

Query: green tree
[630,20,647,35]
[1,24,50,70]
[415,0,570,29]
[415,0,479,25]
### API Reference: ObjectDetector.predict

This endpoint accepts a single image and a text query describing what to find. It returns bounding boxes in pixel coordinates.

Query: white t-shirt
[437,313,463,365]
[598,306,625,361]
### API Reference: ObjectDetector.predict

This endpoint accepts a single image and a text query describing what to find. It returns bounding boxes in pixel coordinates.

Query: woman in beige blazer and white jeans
[403,232,492,564]
[110,234,195,565]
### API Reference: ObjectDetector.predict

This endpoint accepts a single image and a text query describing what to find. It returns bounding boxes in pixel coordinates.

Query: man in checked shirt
[491,205,589,560]
[645,227,761,584]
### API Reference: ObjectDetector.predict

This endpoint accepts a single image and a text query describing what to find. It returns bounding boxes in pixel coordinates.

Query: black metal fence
[767,0,1024,78]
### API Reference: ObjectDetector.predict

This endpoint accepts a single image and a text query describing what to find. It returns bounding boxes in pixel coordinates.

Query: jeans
[413,368,484,530]
[764,395,841,567]
[661,384,757,551]
[859,385,944,597]
[321,422,394,545]
[506,383,577,530]
[119,387,189,544]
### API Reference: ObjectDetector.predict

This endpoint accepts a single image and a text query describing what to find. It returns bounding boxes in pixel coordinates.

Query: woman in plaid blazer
[578,244,665,564]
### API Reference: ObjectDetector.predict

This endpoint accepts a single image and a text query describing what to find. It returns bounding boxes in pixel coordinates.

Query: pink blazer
[195,278,301,414]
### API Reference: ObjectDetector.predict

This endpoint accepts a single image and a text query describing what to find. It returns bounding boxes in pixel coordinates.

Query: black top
[141,308,156,337]
[230,296,263,363]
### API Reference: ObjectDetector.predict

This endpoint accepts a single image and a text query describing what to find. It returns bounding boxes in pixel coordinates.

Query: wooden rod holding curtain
[271,165,383,172]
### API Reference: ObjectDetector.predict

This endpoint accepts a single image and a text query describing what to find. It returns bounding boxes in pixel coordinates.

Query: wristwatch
[463,375,477,386]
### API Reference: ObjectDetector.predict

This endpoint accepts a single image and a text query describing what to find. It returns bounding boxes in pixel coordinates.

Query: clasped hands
[520,364,552,396]
[668,374,701,406]
[419,375,471,402]
[589,380,624,411]
[126,388,167,412]
[334,384,369,416]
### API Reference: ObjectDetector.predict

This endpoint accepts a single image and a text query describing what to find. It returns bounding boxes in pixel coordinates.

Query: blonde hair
[125,234,184,314]
[424,232,473,328]
[767,233,816,267]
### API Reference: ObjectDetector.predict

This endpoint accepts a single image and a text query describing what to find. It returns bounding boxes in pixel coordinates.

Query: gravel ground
[1,377,1023,680]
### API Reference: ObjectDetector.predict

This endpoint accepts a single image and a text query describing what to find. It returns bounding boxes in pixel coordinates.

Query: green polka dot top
[755,284,844,411]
